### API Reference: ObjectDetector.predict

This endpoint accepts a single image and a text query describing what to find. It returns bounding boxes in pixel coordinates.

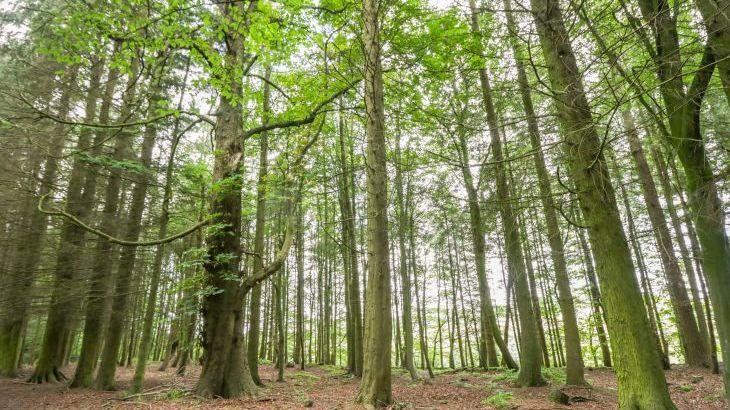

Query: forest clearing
[0,0,729,408]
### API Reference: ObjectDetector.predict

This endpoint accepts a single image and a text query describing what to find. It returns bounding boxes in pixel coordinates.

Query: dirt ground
[0,363,725,409]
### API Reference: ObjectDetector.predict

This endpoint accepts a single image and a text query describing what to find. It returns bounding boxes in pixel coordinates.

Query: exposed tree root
[27,367,66,384]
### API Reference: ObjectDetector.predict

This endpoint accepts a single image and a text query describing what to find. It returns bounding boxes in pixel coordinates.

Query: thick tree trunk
[194,2,257,397]
[637,0,730,395]
[529,0,676,407]
[356,0,392,405]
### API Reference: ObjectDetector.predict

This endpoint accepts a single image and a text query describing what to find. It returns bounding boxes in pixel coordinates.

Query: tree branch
[38,194,210,246]
[242,80,359,139]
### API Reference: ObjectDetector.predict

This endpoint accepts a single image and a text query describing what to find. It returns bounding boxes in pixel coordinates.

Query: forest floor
[0,362,726,409]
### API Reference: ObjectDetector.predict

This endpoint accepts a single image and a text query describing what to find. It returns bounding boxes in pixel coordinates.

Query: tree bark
[503,0,586,384]
[247,66,272,387]
[622,109,707,366]
[529,0,676,407]
[356,0,392,405]
[637,0,730,394]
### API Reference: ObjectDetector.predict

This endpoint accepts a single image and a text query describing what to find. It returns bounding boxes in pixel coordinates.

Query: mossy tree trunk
[637,0,730,394]
[504,0,586,385]
[529,0,676,407]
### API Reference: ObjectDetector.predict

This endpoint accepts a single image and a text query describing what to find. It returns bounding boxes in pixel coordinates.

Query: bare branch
[38,194,210,247]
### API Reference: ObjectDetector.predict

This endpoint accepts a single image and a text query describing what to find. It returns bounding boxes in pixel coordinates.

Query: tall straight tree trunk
[528,0,676,407]
[95,70,164,390]
[573,211,611,367]
[1,67,82,379]
[394,128,418,380]
[294,208,305,368]
[651,147,712,355]
[467,0,542,386]
[274,269,285,382]
[28,68,88,384]
[637,0,730,394]
[356,0,392,405]
[409,207,434,378]
[132,58,191,393]
[503,0,585,384]
[247,66,272,387]
[452,127,516,370]
[70,60,134,387]
[621,109,707,366]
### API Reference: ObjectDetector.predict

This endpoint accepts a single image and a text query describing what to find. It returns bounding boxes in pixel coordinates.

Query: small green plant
[481,391,513,409]
[165,389,187,400]
[492,369,518,382]
[680,384,694,393]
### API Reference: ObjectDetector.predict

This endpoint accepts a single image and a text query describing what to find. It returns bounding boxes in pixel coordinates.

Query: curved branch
[242,80,359,139]
[39,194,210,246]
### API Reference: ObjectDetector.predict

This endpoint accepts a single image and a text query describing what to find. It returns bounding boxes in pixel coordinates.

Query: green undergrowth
[541,367,566,384]
[490,367,566,384]
[481,391,513,409]
[293,370,321,386]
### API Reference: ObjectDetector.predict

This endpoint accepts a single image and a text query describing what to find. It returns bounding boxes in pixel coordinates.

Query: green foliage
[481,391,513,409]
[541,367,566,384]
[165,389,187,400]
[492,369,518,383]
[75,152,153,175]
[679,384,694,393]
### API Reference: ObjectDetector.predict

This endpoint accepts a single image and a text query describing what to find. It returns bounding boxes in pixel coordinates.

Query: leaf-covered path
[1,364,725,409]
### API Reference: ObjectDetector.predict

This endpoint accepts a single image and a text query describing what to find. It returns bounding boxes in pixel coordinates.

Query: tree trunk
[131,59,191,393]
[467,0,542,385]
[504,0,586,384]
[528,0,676,407]
[95,70,163,390]
[294,208,305,368]
[356,0,392,405]
[70,60,135,387]
[247,66,272,387]
[622,109,707,366]
[637,0,730,394]
[651,147,712,358]
[574,211,611,367]
[394,127,418,380]
[28,68,87,384]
